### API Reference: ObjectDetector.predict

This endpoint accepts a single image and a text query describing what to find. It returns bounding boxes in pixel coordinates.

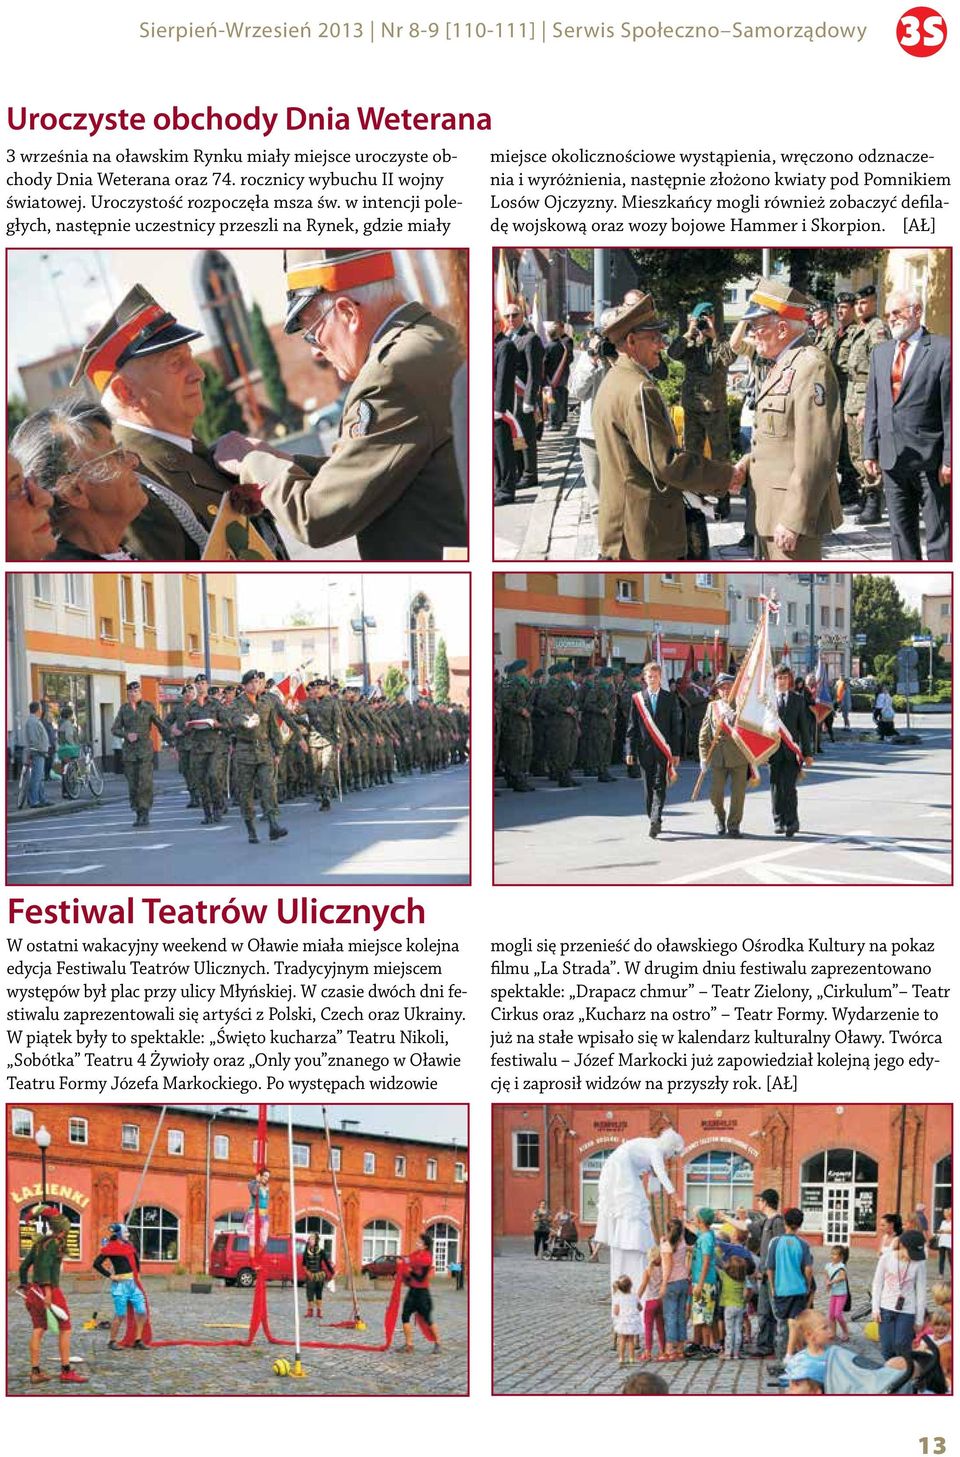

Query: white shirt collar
[120,422,195,453]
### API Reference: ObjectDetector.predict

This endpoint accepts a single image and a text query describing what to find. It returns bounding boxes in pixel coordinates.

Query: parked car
[210,1231,307,1288]
[361,1254,399,1279]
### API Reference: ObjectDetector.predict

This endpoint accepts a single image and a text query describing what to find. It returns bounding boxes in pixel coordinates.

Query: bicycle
[61,744,104,801]
[16,759,31,810]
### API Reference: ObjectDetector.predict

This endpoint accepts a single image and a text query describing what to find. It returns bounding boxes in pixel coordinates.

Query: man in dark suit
[543,321,574,429]
[502,304,544,488]
[494,319,520,505]
[623,661,683,838]
[863,291,951,560]
[769,664,814,838]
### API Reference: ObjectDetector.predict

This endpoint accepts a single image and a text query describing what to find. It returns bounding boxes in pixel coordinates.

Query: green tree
[7,394,29,441]
[772,248,883,300]
[433,637,450,704]
[382,665,408,700]
[249,301,293,425]
[194,361,245,445]
[628,249,755,329]
[287,604,317,626]
[852,575,920,670]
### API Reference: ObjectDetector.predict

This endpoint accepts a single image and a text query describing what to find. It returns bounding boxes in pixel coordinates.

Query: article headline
[8,898,426,929]
[7,106,493,138]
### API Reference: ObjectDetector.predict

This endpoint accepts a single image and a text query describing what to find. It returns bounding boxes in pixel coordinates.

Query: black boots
[269,822,288,841]
[856,492,882,526]
[246,820,259,844]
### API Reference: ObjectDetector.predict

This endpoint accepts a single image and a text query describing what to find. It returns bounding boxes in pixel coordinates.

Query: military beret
[835,291,856,305]
[599,666,615,678]
[241,670,258,686]
[692,301,714,319]
[194,673,207,683]
[582,667,596,678]
[70,283,203,391]
[627,665,644,677]
[504,659,527,674]
[531,668,544,680]
[126,680,140,691]
[856,283,877,299]
[547,664,562,677]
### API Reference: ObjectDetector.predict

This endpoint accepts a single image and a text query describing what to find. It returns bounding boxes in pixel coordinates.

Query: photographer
[667,302,736,520]
[569,330,614,528]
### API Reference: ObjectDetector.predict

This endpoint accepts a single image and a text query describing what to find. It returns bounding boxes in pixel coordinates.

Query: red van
[209,1232,307,1288]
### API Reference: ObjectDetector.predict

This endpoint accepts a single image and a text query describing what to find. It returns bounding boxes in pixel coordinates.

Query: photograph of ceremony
[494,570,950,885]
[493,1102,950,1396]
[493,246,950,563]
[7,571,469,884]
[7,247,468,563]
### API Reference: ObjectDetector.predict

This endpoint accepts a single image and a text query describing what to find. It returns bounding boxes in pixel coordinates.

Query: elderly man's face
[749,314,791,360]
[6,451,54,560]
[627,328,666,372]
[114,343,205,435]
[885,296,923,341]
[299,294,371,382]
[60,423,146,524]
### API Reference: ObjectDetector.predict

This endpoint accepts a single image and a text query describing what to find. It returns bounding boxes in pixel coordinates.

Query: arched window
[295,1213,337,1265]
[580,1148,616,1225]
[18,1200,82,1262]
[126,1205,180,1263]
[193,251,255,385]
[409,593,436,692]
[800,1149,878,1243]
[684,1151,755,1218]
[213,1209,247,1233]
[426,1220,459,1273]
[933,1153,952,1227]
[362,1219,401,1263]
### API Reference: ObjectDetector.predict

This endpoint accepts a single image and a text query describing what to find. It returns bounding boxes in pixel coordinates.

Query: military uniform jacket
[666,335,735,413]
[229,696,283,765]
[698,700,748,769]
[844,317,890,414]
[541,678,579,720]
[248,303,467,561]
[749,341,843,539]
[186,696,227,753]
[113,425,292,562]
[111,702,167,761]
[301,697,340,749]
[594,355,733,560]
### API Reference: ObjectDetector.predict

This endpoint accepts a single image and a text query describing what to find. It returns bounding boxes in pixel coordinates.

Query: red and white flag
[730,599,804,770]
[276,671,307,704]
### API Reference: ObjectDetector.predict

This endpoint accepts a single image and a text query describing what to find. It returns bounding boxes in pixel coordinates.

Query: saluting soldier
[593,294,741,560]
[739,277,842,561]
[212,250,467,561]
[111,681,170,828]
[697,673,751,839]
[229,671,289,844]
[846,283,891,527]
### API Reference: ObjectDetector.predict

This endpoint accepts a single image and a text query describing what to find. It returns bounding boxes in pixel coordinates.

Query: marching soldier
[697,673,751,839]
[498,660,535,792]
[623,661,682,838]
[166,682,199,807]
[739,277,842,560]
[229,671,289,844]
[111,681,171,828]
[299,680,340,810]
[846,283,891,526]
[187,675,227,824]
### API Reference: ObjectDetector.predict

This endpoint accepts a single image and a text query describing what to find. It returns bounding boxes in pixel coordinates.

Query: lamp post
[35,1125,52,1205]
[326,580,338,681]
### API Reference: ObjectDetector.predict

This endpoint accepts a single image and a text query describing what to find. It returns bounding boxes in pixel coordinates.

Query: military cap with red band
[71,283,203,392]
[283,248,395,333]
[742,275,816,323]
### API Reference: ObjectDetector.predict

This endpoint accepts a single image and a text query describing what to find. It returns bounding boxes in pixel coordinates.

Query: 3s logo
[897,7,948,55]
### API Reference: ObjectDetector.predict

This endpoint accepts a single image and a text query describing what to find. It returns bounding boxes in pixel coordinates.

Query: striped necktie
[891,340,908,402]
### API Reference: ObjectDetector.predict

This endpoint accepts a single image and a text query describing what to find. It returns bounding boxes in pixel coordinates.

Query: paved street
[7,763,469,885]
[7,1279,466,1396]
[495,414,912,562]
[494,1238,879,1395]
[495,715,951,885]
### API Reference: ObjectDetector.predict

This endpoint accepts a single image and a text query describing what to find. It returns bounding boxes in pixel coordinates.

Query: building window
[271,639,285,655]
[223,598,235,638]
[188,633,200,654]
[426,1158,438,1181]
[329,1145,342,1173]
[120,575,135,623]
[940,602,950,618]
[213,1135,230,1160]
[394,1156,407,1177]
[213,1209,247,1233]
[127,1205,180,1262]
[292,1143,310,1168]
[426,1220,460,1274]
[787,602,797,625]
[804,605,811,627]
[454,1162,466,1183]
[207,594,218,634]
[616,579,637,602]
[695,573,716,588]
[68,1117,88,1146]
[99,616,117,640]
[684,1151,755,1219]
[301,638,315,653]
[167,1129,185,1157]
[19,1200,82,1262]
[661,573,678,585]
[64,576,87,609]
[581,1148,617,1224]
[933,1153,952,1230]
[11,1108,33,1138]
[494,632,502,655]
[747,598,760,623]
[363,1151,376,1175]
[835,608,845,629]
[799,1149,879,1243]
[121,1123,140,1152]
[512,1130,540,1171]
[142,580,156,628]
[362,1219,401,1263]
[32,573,54,603]
[295,1214,336,1265]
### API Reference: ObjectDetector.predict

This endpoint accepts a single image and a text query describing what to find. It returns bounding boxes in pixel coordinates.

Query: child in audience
[612,1275,643,1365]
[824,1244,850,1341]
[636,1247,666,1360]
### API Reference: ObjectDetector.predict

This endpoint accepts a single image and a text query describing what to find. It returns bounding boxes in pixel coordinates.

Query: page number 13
[919,1441,947,1455]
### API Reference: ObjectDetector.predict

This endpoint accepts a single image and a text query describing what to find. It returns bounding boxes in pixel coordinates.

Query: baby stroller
[824,1335,947,1395]
[546,1218,584,1261]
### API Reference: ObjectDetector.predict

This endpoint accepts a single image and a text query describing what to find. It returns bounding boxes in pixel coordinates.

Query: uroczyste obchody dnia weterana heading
[7,106,492,138]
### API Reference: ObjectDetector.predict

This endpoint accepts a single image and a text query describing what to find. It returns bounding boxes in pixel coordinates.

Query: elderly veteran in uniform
[737,277,842,561]
[593,294,742,561]
[74,285,291,561]
[212,249,468,561]
[698,672,752,839]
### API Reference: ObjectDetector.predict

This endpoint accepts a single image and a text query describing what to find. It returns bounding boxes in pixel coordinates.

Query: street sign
[897,647,919,669]
[896,680,920,696]
[854,634,867,646]
[911,635,933,646]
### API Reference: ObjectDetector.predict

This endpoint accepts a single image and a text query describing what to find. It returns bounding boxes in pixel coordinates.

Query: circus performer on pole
[245,1168,270,1249]
[17,1209,88,1385]
[592,1129,686,1308]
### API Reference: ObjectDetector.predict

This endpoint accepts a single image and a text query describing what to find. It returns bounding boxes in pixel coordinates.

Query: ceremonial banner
[811,656,834,724]
[728,602,782,771]
[495,248,516,327]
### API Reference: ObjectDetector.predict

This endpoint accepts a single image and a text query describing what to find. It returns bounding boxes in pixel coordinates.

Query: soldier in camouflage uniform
[580,666,617,781]
[667,302,735,519]
[229,671,289,843]
[620,667,644,775]
[215,684,237,810]
[497,659,534,792]
[111,681,171,827]
[297,679,340,809]
[187,676,229,824]
[166,682,199,806]
[542,661,581,789]
[528,667,548,776]
[831,292,866,507]
[811,301,836,357]
[846,283,891,527]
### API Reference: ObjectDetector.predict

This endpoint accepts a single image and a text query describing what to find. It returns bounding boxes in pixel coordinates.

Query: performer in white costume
[594,1129,686,1307]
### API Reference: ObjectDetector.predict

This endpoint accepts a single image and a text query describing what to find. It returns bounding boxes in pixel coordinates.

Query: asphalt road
[7,764,470,886]
[495,716,951,886]
[493,1238,883,1395]
[7,1280,466,1396]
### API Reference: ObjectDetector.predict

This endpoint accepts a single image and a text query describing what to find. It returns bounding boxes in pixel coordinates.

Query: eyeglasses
[303,299,342,348]
[883,307,917,322]
[62,444,140,485]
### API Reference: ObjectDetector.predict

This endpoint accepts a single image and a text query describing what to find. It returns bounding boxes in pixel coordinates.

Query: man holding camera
[667,301,736,473]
